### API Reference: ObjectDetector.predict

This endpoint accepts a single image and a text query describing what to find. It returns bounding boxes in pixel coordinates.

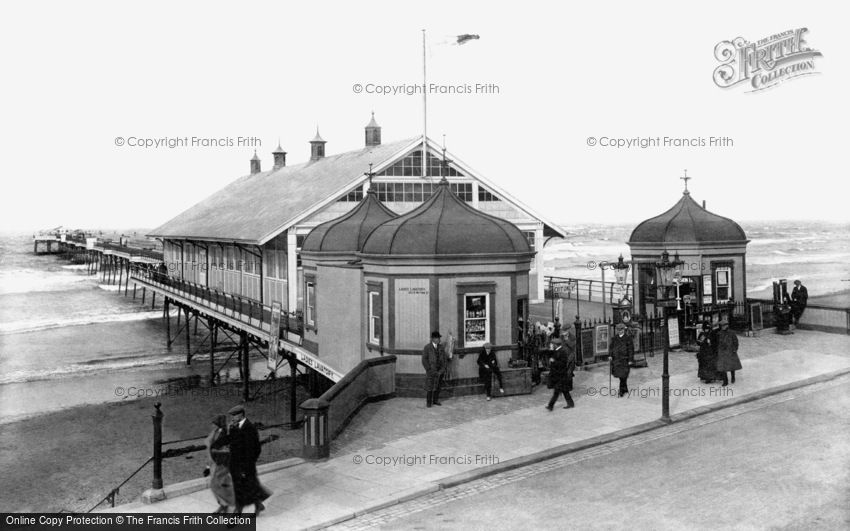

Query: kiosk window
[464,293,489,347]
[368,290,382,345]
[715,267,731,303]
[306,281,316,327]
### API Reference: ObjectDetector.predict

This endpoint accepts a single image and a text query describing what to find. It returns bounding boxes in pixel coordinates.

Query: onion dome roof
[302,190,397,253]
[629,192,747,244]
[361,179,531,256]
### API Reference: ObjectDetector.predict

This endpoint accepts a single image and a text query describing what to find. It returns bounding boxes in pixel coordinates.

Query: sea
[1,221,848,422]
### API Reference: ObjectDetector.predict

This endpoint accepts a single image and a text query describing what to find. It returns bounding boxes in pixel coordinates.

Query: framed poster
[268,301,282,371]
[667,316,680,348]
[702,274,713,305]
[595,324,610,355]
[580,327,594,364]
[749,302,763,331]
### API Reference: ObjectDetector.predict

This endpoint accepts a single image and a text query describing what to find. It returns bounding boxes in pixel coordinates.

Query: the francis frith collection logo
[713,28,822,92]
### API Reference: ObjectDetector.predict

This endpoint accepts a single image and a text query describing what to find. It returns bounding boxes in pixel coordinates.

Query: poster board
[702,274,713,305]
[268,301,282,371]
[667,316,680,348]
[580,328,594,364]
[595,324,610,355]
[749,302,763,331]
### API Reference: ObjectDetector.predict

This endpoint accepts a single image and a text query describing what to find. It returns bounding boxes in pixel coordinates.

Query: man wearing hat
[422,331,448,407]
[227,404,270,515]
[715,319,742,386]
[546,336,576,410]
[791,279,808,325]
[609,323,633,397]
[477,342,505,401]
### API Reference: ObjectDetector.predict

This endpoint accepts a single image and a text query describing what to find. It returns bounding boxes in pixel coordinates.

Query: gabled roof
[148,138,418,243]
[148,136,566,244]
[628,192,748,245]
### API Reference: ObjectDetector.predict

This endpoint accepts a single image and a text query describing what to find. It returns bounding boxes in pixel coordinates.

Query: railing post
[152,402,163,489]
[574,315,582,365]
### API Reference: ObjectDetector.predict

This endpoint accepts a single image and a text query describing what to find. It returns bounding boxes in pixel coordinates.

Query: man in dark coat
[476,342,504,400]
[228,404,270,515]
[546,336,576,410]
[422,331,448,407]
[715,319,742,386]
[791,279,808,324]
[610,323,633,397]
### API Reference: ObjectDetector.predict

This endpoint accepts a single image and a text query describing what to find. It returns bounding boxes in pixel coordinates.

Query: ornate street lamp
[655,250,683,423]
[613,254,629,286]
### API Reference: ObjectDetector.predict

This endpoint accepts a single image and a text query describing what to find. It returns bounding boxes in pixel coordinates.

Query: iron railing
[130,265,303,335]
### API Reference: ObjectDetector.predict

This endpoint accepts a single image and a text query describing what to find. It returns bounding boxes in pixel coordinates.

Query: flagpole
[422,28,428,181]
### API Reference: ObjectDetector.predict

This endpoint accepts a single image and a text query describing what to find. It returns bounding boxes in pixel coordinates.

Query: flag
[432,33,481,48]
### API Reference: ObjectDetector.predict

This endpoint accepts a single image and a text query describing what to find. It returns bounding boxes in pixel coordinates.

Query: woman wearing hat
[609,323,633,397]
[715,319,741,386]
[205,414,235,514]
[696,321,718,383]
[477,342,505,401]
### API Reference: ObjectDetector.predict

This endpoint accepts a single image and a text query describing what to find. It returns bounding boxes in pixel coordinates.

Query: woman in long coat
[609,323,633,397]
[696,322,718,383]
[477,342,504,400]
[205,414,235,513]
[715,319,742,386]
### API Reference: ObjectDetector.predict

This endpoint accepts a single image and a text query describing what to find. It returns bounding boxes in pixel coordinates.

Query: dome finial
[680,169,691,195]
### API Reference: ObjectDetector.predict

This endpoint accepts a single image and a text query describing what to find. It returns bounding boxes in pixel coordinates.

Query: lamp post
[655,250,683,423]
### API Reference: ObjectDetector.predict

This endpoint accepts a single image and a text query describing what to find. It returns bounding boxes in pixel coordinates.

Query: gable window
[478,186,501,201]
[337,187,364,202]
[377,150,464,178]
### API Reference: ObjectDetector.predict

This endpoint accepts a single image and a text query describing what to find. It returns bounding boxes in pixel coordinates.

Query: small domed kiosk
[302,175,535,396]
[628,187,749,318]
[300,189,397,371]
[360,177,534,396]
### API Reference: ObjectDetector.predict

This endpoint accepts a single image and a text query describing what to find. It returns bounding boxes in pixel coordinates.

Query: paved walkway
[105,330,850,530]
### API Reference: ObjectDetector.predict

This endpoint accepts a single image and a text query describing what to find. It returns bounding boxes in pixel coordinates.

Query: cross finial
[364,162,375,187]
[680,169,691,194]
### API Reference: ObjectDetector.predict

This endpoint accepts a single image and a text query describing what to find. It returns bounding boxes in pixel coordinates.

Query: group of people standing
[205,404,271,515]
[696,319,742,386]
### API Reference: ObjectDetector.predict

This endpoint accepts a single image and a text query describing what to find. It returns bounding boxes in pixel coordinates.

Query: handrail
[545,275,633,305]
[86,457,153,512]
[129,265,303,335]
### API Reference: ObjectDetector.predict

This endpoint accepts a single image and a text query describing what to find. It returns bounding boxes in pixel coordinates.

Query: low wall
[319,355,396,440]
[797,305,850,334]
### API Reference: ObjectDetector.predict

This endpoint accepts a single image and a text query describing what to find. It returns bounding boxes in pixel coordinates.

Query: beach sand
[0,378,309,513]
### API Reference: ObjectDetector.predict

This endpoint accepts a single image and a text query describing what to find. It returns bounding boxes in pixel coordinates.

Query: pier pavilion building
[137,115,563,387]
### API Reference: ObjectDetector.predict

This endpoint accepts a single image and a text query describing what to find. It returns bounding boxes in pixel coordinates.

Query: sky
[1,1,848,234]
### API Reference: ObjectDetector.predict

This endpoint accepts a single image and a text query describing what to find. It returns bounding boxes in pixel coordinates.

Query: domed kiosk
[628,187,749,319]
[300,188,397,370]
[302,176,535,396]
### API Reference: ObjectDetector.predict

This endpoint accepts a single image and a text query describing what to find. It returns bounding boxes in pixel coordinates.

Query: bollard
[300,398,330,459]
[152,402,163,489]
